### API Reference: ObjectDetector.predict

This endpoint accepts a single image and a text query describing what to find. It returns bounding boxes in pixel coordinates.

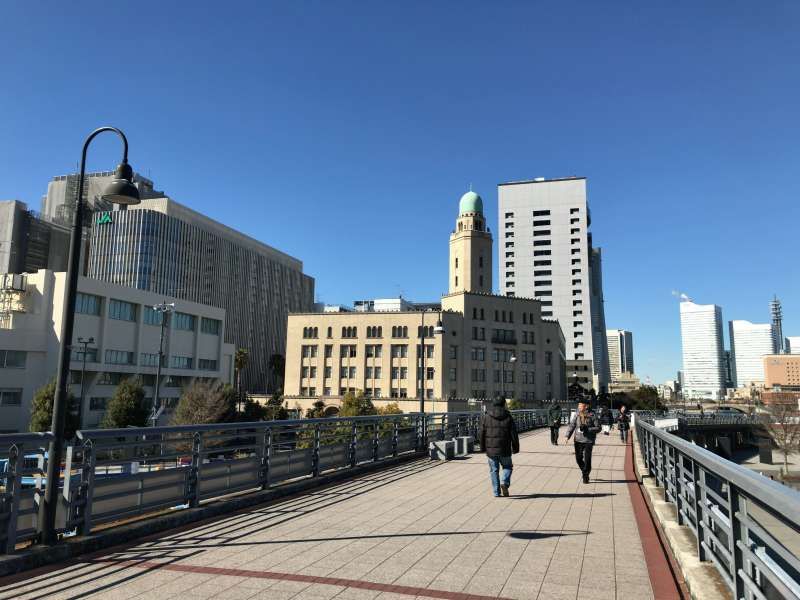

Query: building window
[505,242,514,248]
[570,208,580,214]
[324,345,333,358]
[533,230,550,237]
[455,257,459,268]
[105,349,135,365]
[71,347,98,363]
[534,280,552,287]
[340,345,357,358]
[143,306,163,326]
[449,346,457,359]
[109,299,136,322]
[198,358,218,370]
[89,397,109,411]
[533,210,550,216]
[534,250,551,256]
[0,388,22,406]
[349,366,356,378]
[96,372,123,385]
[302,345,318,358]
[449,367,457,381]
[75,293,101,316]
[533,220,550,226]
[534,270,552,276]
[366,345,382,358]
[479,256,484,267]
[170,355,193,369]
[534,260,551,266]
[327,327,332,338]
[505,212,514,218]
[140,353,161,367]
[391,345,408,358]
[545,351,552,366]
[173,312,196,331]
[198,317,221,335]
[0,350,27,368]
[324,366,332,378]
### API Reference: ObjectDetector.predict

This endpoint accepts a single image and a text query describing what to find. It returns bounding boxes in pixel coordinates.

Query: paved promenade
[0,429,657,600]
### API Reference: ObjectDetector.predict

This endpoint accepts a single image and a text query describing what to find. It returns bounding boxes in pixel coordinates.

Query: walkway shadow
[510,492,614,499]
[508,530,589,540]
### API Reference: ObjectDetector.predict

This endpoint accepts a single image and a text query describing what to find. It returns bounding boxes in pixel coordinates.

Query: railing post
[259,427,272,490]
[372,421,379,462]
[312,424,321,477]
[693,460,707,562]
[728,485,747,599]
[79,439,95,536]
[188,432,202,508]
[350,421,358,467]
[4,444,22,553]
[440,414,446,440]
[392,420,399,457]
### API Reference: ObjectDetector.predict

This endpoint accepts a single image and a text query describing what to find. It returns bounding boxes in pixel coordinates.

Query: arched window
[458,222,463,232]
[352,327,357,338]
[327,326,332,338]
[303,327,307,338]
[403,326,408,337]
[342,326,347,338]
[392,326,397,337]
[314,327,318,338]
[377,326,382,337]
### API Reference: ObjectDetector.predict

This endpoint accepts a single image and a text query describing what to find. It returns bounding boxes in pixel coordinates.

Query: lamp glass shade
[102,178,141,205]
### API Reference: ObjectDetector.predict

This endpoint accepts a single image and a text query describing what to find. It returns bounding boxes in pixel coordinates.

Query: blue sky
[2,1,799,384]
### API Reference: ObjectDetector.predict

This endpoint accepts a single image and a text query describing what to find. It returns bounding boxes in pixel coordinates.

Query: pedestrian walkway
[0,429,659,600]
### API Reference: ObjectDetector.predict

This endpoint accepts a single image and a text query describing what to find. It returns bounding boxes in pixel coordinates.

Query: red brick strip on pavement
[93,558,515,600]
[624,435,688,599]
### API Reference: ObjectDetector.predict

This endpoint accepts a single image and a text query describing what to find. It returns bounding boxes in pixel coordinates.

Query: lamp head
[433,319,444,335]
[102,161,140,205]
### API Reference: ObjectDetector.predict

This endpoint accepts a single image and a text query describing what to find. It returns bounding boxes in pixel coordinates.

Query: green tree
[377,402,403,415]
[506,399,522,411]
[172,381,234,425]
[269,353,285,393]
[339,390,376,417]
[234,347,249,411]
[102,378,149,429]
[306,399,327,419]
[264,392,288,421]
[29,380,79,438]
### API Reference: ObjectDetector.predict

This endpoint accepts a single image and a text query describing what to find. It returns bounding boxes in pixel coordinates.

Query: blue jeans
[487,456,513,496]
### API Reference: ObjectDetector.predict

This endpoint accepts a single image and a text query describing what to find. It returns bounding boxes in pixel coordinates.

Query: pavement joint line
[90,558,516,600]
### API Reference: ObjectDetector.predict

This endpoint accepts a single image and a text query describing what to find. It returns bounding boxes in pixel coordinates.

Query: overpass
[0,411,798,599]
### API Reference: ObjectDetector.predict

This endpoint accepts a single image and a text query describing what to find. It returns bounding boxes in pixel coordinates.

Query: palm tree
[234,348,249,413]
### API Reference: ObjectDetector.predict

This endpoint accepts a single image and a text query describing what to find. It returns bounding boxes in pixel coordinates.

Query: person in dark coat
[599,406,614,435]
[617,405,631,443]
[547,403,562,445]
[479,397,520,497]
[564,401,601,484]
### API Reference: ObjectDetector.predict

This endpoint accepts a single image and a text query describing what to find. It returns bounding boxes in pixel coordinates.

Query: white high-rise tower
[729,320,774,387]
[679,299,726,400]
[606,329,634,381]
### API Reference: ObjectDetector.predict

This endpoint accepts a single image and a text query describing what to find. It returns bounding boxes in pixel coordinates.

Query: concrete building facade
[86,198,314,393]
[679,300,726,400]
[0,200,69,275]
[0,270,234,433]
[606,329,634,381]
[729,320,775,387]
[284,191,567,413]
[497,177,610,392]
[763,355,800,390]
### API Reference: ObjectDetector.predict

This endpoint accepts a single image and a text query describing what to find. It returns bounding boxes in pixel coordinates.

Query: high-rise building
[729,320,774,387]
[41,171,163,226]
[606,329,634,381]
[770,296,784,354]
[786,336,800,355]
[679,299,726,400]
[87,198,314,392]
[497,176,610,391]
[0,200,69,274]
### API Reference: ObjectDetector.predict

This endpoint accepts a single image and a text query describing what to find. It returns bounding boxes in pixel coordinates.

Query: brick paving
[0,429,654,600]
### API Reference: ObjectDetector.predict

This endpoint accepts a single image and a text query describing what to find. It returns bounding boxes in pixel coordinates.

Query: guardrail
[636,419,800,599]
[0,409,550,554]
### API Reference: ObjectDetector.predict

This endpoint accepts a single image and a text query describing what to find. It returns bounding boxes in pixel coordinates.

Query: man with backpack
[548,402,562,446]
[480,397,520,497]
[564,401,601,484]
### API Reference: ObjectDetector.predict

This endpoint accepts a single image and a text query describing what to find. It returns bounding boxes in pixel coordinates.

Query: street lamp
[500,353,517,402]
[152,302,176,422]
[76,337,95,428]
[40,127,139,544]
[418,312,444,414]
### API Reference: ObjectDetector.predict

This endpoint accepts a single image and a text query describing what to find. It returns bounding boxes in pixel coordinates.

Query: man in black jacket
[547,403,562,445]
[617,405,631,443]
[479,398,520,497]
[564,401,601,484]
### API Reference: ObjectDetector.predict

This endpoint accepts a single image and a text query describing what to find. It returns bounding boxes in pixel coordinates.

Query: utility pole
[152,302,175,423]
[76,337,95,429]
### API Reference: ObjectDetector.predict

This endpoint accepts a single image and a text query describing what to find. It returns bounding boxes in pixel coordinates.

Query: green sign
[96,212,113,225]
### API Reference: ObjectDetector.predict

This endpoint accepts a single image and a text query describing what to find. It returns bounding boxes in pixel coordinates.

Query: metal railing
[1,409,549,554]
[636,419,800,599]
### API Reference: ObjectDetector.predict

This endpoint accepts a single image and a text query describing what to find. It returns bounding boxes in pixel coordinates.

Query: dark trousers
[619,427,629,443]
[574,442,594,476]
[550,424,560,445]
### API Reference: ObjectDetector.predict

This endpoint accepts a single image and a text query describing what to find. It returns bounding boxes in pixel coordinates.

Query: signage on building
[96,212,113,225]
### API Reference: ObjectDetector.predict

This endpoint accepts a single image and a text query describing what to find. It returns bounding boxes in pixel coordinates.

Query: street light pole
[152,302,175,422]
[418,312,444,415]
[40,127,140,544]
[76,336,94,429]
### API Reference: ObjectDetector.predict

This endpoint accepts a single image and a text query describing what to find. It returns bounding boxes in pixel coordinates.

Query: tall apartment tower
[729,320,774,387]
[498,176,610,391]
[679,299,726,400]
[606,329,634,381]
[449,191,492,294]
[770,296,784,354]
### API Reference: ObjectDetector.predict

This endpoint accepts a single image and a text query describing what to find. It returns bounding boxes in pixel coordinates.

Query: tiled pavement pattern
[0,430,654,600]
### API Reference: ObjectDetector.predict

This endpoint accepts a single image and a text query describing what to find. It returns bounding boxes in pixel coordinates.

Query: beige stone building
[284,191,567,414]
[763,354,800,390]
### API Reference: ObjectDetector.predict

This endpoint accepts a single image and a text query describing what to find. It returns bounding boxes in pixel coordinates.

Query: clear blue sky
[2,1,799,384]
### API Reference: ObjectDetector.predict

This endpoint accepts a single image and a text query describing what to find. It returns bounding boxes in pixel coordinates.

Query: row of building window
[0,350,26,369]
[302,344,439,360]
[73,348,217,371]
[76,293,220,335]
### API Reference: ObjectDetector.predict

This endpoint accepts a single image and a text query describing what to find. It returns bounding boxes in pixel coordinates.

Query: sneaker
[500,485,509,497]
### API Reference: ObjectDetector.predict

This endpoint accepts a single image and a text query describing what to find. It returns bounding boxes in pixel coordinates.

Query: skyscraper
[786,336,800,355]
[770,296,784,354]
[729,320,774,387]
[87,198,314,392]
[497,176,610,391]
[679,299,726,400]
[606,329,634,381]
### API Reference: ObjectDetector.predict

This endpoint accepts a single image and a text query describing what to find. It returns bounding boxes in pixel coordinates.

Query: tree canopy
[102,378,149,429]
[339,390,376,417]
[29,380,79,438]
[172,381,234,425]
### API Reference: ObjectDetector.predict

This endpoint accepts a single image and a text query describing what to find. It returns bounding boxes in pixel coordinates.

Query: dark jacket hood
[486,405,510,420]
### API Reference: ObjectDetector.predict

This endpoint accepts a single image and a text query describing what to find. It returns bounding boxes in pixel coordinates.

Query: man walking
[548,402,562,446]
[480,397,520,497]
[564,401,601,484]
[617,405,630,443]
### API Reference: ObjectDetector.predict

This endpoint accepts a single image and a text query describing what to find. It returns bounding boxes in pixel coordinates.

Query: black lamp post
[418,312,444,415]
[39,127,139,544]
[76,336,95,428]
[152,301,175,423]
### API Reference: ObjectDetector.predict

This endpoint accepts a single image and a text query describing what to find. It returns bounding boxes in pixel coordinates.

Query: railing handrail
[637,419,800,514]
[0,432,55,445]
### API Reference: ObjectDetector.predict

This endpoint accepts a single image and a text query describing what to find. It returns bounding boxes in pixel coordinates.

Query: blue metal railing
[636,419,800,599]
